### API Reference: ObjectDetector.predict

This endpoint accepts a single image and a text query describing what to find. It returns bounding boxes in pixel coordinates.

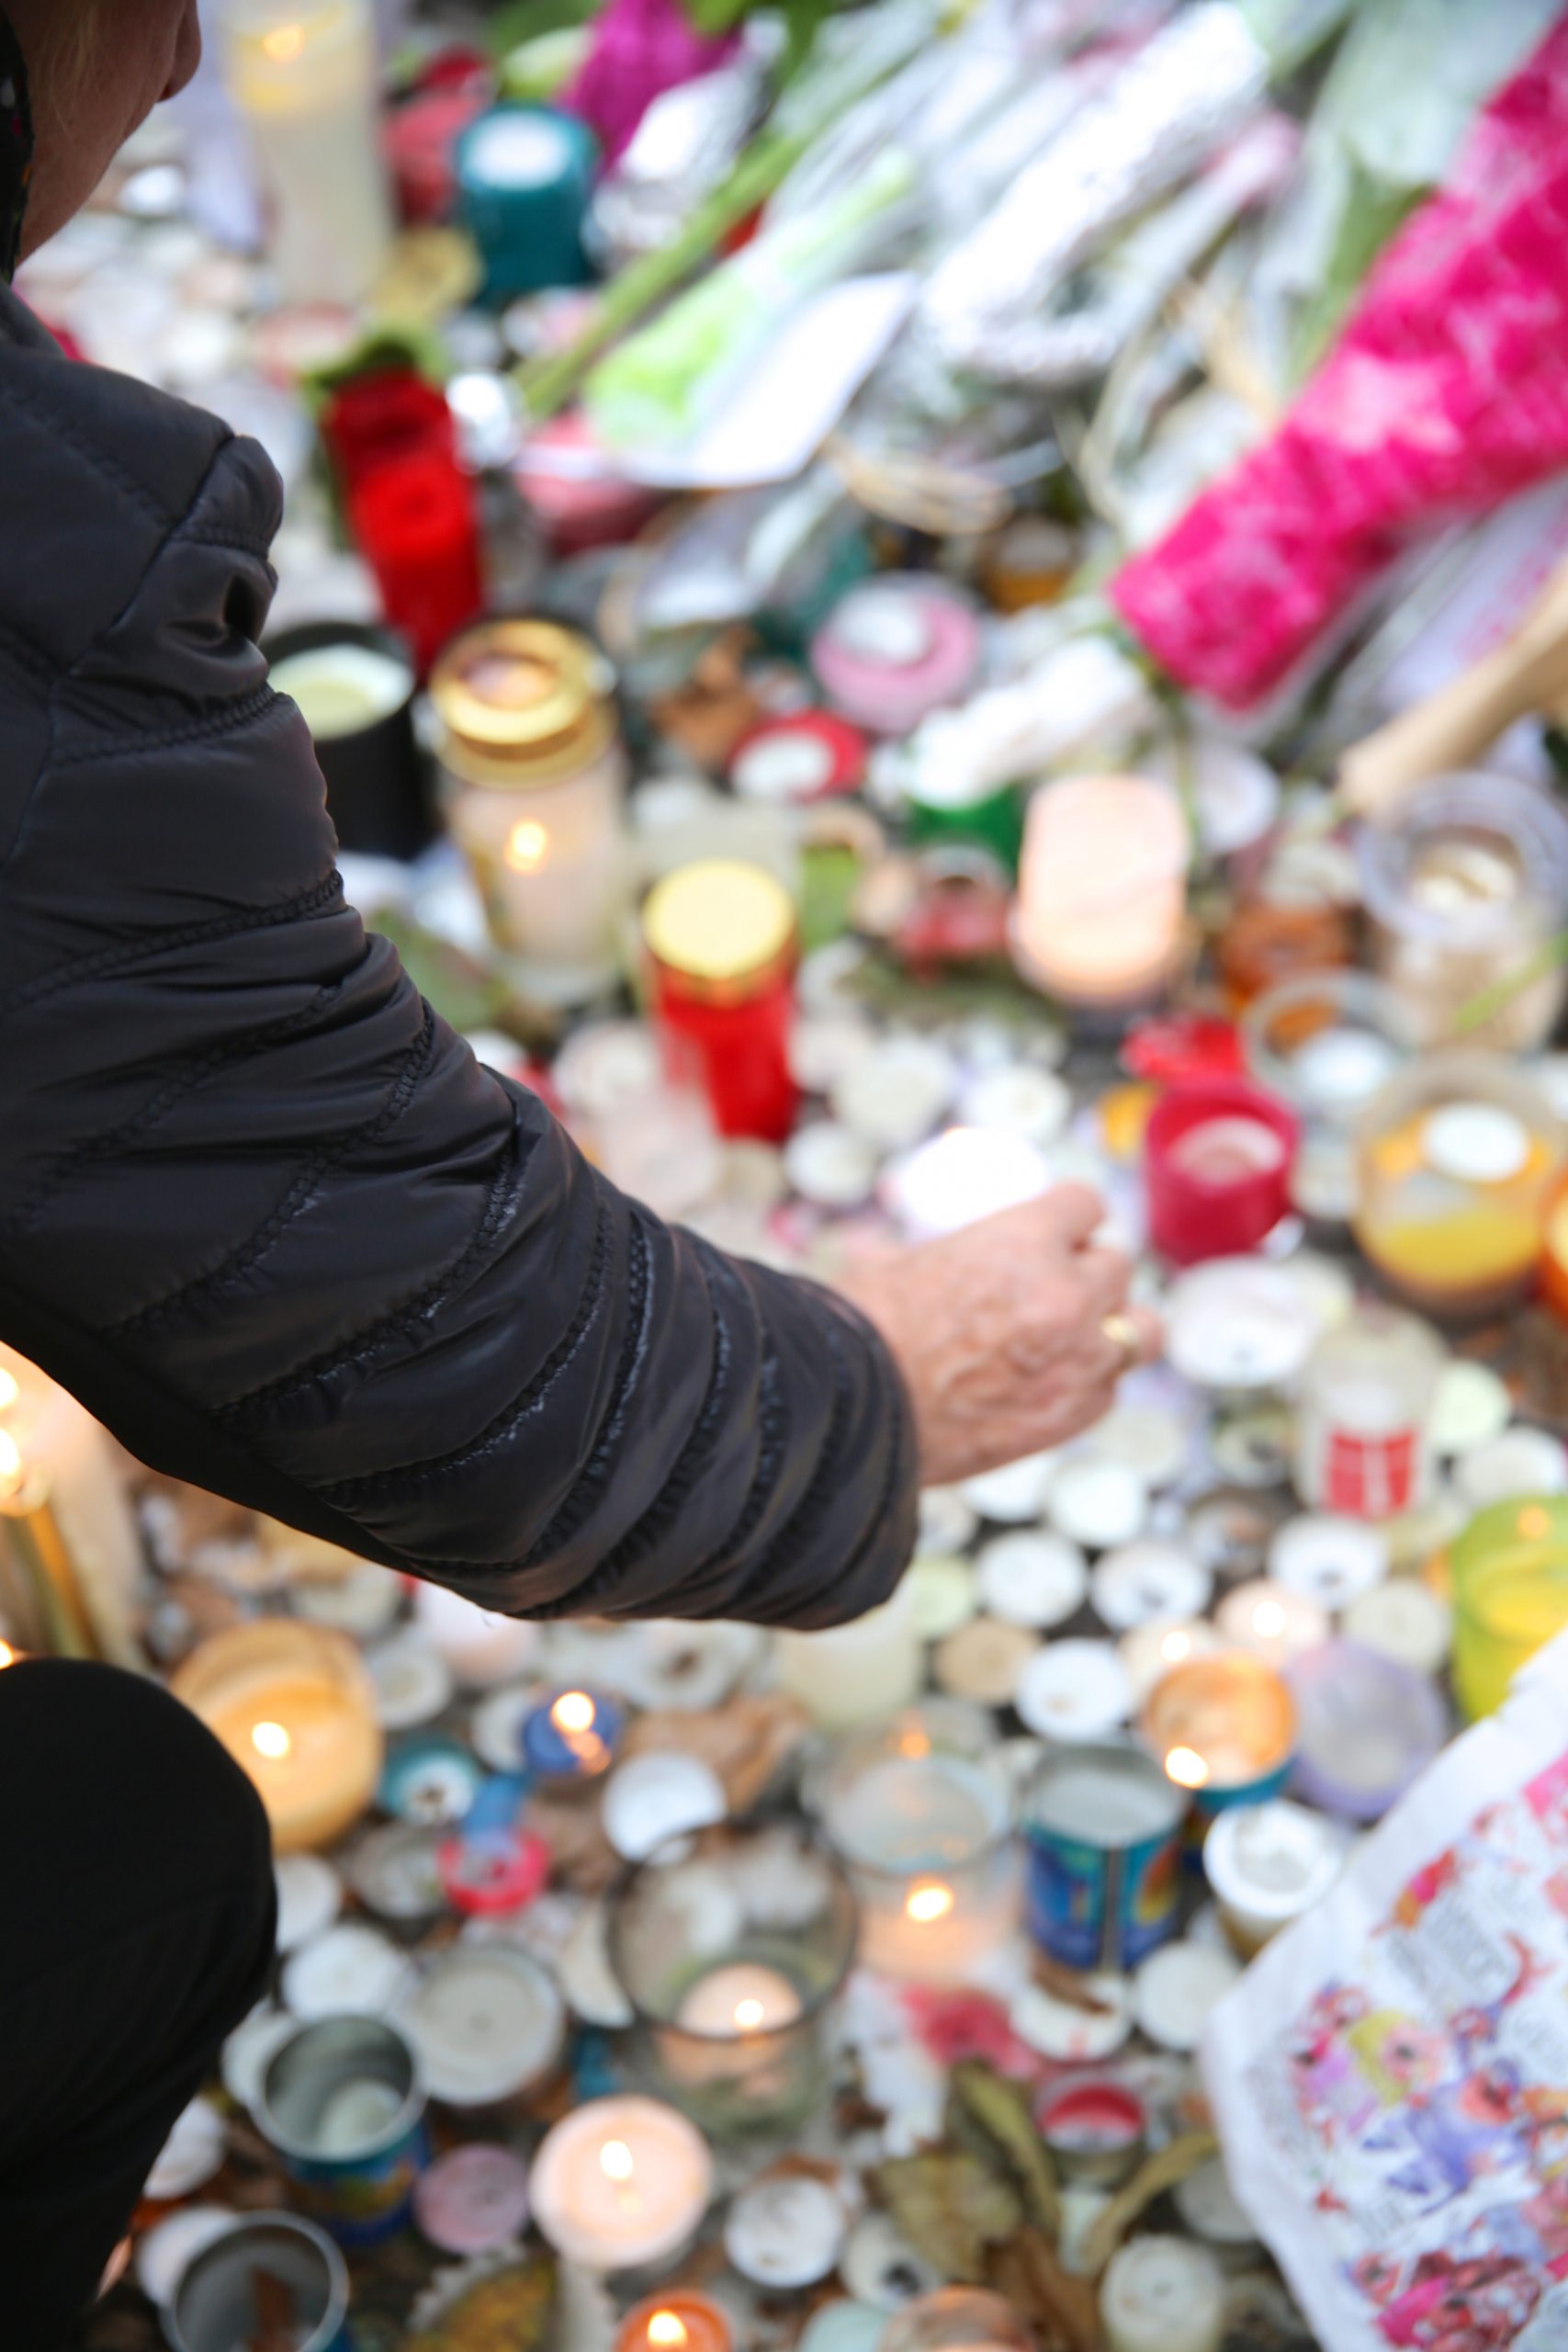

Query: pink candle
[1013,776,1190,1009]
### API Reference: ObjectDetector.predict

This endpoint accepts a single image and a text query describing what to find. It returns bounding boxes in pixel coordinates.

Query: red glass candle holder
[321,368,457,495]
[1145,1080,1298,1265]
[643,861,801,1145]
[349,454,484,675]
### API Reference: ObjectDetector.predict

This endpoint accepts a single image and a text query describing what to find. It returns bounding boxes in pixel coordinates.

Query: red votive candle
[321,367,457,493]
[349,453,484,674]
[1145,1080,1298,1265]
[642,860,800,1144]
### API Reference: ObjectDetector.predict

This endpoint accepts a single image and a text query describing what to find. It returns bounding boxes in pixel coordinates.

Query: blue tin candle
[1023,1742,1186,1973]
[521,1687,625,1787]
[257,2016,428,2247]
[457,106,597,304]
[378,1735,486,1826]
[167,2212,351,2352]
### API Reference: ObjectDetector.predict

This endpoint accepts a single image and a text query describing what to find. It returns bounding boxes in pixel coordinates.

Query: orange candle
[172,1622,382,1852]
[615,2294,734,2352]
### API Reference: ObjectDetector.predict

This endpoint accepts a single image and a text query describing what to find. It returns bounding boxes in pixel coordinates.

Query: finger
[1090,1303,1165,1381]
[1071,1245,1134,1317]
[1037,1182,1107,1251]
[1127,1305,1165,1365]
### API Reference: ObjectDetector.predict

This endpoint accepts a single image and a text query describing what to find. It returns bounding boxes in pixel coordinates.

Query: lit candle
[1213,1579,1329,1669]
[218,0,393,307]
[521,1687,625,1787]
[1100,2235,1226,2352]
[1450,1496,1568,1718]
[674,1963,804,2036]
[412,1581,541,1689]
[774,1580,923,1732]
[1140,1649,1296,1813]
[820,1736,1016,1984]
[615,2294,735,2352]
[433,620,630,1008]
[529,2097,713,2271]
[172,1623,383,1852]
[1013,775,1190,1011]
[0,1342,144,1667]
[880,2287,1037,2352]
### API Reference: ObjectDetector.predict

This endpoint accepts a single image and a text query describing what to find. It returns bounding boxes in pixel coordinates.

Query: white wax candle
[281,1923,407,2020]
[1343,1577,1452,1676]
[1100,2236,1226,2352]
[1268,1515,1388,1611]
[1016,1641,1133,1743]
[413,1582,541,1689]
[269,644,412,739]
[826,1751,1016,1984]
[674,1962,803,2036]
[397,1944,566,2106]
[1090,1541,1212,1634]
[774,1581,923,1732]
[529,2096,713,2271]
[1213,1578,1330,1668]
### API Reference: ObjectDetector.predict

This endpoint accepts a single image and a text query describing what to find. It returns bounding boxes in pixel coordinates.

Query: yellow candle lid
[430,619,616,786]
[643,860,797,993]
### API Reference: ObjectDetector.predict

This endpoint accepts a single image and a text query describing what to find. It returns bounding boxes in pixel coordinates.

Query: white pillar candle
[281,1922,408,2020]
[0,1342,144,1665]
[1343,1576,1452,1676]
[530,2096,713,2271]
[1100,2236,1226,2352]
[1268,1514,1389,1612]
[219,0,392,306]
[774,1580,923,1732]
[413,1582,541,1689]
[1014,776,1190,1009]
[1213,1577,1330,1668]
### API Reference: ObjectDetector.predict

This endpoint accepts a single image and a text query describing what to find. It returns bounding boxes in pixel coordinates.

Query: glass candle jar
[1353,1053,1566,1320]
[605,1821,857,2141]
[171,1622,383,1852]
[1217,897,1354,1008]
[1449,1495,1568,1720]
[1294,1302,1445,1521]
[433,618,630,1006]
[1013,775,1190,1012]
[1144,1080,1298,1265]
[1356,773,1568,1052]
[1243,970,1416,1222]
[457,106,597,305]
[642,860,800,1144]
[816,1704,1016,1984]
[219,0,392,307]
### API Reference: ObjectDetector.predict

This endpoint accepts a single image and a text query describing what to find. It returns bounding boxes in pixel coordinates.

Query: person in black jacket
[0,4,1157,2339]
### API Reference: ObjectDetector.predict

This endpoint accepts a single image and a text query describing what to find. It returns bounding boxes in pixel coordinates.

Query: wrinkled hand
[839,1185,1163,1489]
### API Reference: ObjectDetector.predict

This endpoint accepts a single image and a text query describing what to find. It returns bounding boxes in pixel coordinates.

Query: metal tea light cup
[166,2211,350,2352]
[257,2015,427,2245]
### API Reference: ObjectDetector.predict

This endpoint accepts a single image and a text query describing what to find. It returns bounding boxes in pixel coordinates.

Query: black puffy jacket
[0,285,918,1626]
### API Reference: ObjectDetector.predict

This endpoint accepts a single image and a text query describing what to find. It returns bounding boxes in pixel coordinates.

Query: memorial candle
[529,2097,713,2270]
[0,1343,144,1667]
[1449,1496,1568,1719]
[643,861,801,1145]
[1141,1649,1295,1814]
[775,1578,922,1732]
[1013,775,1190,1011]
[172,1623,383,1852]
[1144,1080,1297,1264]
[615,2296,735,2352]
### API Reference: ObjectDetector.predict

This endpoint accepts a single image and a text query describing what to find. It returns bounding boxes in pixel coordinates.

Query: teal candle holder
[457,106,598,306]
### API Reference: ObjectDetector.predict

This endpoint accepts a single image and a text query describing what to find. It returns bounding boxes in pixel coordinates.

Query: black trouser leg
[0,1660,277,2350]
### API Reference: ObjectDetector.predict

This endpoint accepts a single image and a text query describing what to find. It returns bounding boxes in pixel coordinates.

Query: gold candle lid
[430,619,616,787]
[643,860,797,1003]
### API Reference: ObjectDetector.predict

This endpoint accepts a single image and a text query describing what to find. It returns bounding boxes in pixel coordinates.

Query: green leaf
[950,2062,1062,2243]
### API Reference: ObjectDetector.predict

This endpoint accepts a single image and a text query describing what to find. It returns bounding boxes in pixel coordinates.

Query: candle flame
[505,819,549,875]
[1252,1599,1287,1640]
[0,1428,23,1503]
[906,1881,956,1924]
[1519,1505,1552,1542]
[1165,1745,1210,1790]
[261,22,307,62]
[647,2318,688,2349]
[1159,1628,1192,1664]
[552,1690,596,1735]
[732,1998,766,2030]
[0,1369,18,1412]
[897,1727,931,1758]
[0,1641,18,1670]
[251,1720,292,1760]
[600,2139,635,2182]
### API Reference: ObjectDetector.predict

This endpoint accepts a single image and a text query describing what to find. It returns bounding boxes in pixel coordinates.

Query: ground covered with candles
[18,2,1568,2347]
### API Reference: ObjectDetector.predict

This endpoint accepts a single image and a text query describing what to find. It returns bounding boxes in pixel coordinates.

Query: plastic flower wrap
[1112,13,1568,712]
[561,0,739,164]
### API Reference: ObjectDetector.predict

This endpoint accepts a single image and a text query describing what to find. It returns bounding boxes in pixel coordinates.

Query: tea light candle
[603,1751,728,1863]
[1047,1460,1149,1551]
[363,1634,454,1732]
[413,1584,540,1690]
[882,1126,1052,1240]
[1035,2079,1147,2187]
[1091,1542,1212,1634]
[1100,2236,1226,2352]
[281,1923,408,2020]
[1343,1577,1452,1676]
[1017,1640,1133,1743]
[1145,1081,1298,1266]
[172,1623,383,1853]
[616,2294,735,2352]
[675,1963,804,2037]
[1118,1617,1221,1703]
[414,2143,533,2257]
[529,2096,714,2270]
[831,1035,958,1154]
[1213,1580,1330,1669]
[396,1943,566,2109]
[1269,1515,1389,1611]
[1288,1639,1447,1821]
[775,1581,923,1732]
[1013,776,1190,1010]
[521,1688,625,1786]
[1132,1941,1241,2052]
[1166,1259,1320,1394]
[378,1735,483,1826]
[974,1532,1087,1630]
[1450,1495,1568,1718]
[731,711,866,807]
[1201,1798,1348,1957]
[218,0,393,307]
[1141,1649,1296,1811]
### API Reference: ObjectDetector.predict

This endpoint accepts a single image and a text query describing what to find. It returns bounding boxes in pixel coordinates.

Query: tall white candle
[530,2096,713,2271]
[219,0,393,306]
[1100,2236,1226,2352]
[774,1580,923,1732]
[0,1342,144,1665]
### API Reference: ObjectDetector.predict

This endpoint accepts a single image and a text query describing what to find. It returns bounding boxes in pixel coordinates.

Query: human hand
[839,1185,1163,1489]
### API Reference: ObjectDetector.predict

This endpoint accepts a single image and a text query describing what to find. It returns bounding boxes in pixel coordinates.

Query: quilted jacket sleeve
[0,307,918,1626]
